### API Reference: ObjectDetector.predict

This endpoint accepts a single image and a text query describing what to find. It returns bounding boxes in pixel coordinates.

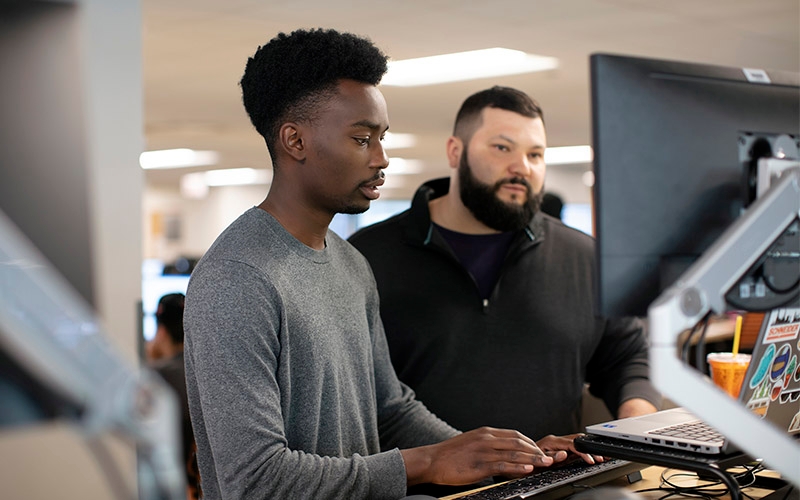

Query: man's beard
[457,148,542,232]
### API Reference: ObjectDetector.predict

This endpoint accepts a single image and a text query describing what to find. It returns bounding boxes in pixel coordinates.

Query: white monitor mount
[649,162,800,485]
[0,210,185,500]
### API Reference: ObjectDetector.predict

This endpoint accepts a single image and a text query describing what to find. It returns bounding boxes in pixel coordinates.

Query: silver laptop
[586,309,800,454]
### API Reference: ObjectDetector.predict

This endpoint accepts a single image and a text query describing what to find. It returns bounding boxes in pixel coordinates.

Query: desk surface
[441,465,787,499]
[608,465,783,499]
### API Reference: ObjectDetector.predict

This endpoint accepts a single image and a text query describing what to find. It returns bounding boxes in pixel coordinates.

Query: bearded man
[349,86,660,444]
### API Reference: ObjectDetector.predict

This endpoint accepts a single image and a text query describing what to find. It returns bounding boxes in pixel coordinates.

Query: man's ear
[279,123,307,162]
[445,136,463,170]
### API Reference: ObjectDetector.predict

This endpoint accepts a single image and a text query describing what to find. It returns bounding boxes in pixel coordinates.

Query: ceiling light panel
[139,148,219,169]
[545,145,593,165]
[382,48,558,87]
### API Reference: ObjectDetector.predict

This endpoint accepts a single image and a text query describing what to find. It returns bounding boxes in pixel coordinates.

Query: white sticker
[743,68,771,84]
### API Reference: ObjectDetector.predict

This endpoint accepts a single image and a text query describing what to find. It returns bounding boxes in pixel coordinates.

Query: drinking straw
[732,314,743,356]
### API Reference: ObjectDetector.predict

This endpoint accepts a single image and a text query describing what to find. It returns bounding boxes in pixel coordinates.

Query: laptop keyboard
[457,458,642,500]
[647,420,724,443]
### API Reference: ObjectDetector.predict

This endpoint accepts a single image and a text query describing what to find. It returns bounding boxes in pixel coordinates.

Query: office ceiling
[142,0,800,200]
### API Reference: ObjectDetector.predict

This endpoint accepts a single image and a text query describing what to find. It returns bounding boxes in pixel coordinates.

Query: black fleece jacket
[349,178,660,438]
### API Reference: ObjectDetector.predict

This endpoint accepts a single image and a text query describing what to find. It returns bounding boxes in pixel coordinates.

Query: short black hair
[453,86,544,142]
[540,192,564,220]
[156,293,185,344]
[240,28,389,162]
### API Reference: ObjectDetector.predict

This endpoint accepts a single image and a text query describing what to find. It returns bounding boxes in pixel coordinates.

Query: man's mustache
[496,177,531,190]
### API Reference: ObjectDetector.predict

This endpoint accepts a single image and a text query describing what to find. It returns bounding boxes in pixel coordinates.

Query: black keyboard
[457,457,645,500]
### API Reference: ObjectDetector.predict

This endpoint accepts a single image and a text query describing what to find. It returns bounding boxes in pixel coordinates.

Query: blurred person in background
[146,292,199,500]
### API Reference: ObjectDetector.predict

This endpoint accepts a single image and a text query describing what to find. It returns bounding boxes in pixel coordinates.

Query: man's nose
[373,142,389,169]
[508,152,534,177]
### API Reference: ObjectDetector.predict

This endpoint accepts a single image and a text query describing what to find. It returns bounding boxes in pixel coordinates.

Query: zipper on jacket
[424,223,498,314]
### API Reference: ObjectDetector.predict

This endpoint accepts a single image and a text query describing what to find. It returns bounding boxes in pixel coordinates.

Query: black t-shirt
[433,223,515,300]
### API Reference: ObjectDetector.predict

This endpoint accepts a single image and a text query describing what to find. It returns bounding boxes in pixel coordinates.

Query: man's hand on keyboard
[400,426,554,486]
[535,434,606,465]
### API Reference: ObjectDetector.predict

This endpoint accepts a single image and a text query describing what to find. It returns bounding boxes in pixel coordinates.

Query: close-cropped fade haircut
[453,86,544,143]
[240,28,389,162]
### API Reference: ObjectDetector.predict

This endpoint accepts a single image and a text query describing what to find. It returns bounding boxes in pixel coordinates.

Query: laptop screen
[740,309,800,435]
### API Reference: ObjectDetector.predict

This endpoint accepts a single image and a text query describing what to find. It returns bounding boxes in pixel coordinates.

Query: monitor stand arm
[0,209,186,500]
[648,168,800,485]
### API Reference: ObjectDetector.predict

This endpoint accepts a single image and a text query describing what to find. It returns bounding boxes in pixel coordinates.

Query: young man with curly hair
[183,29,587,500]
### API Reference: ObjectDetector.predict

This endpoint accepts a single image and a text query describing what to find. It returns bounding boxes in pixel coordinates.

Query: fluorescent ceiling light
[388,157,424,174]
[582,170,595,187]
[383,132,418,150]
[139,148,219,169]
[545,145,593,165]
[382,48,558,87]
[202,168,272,187]
[180,173,209,199]
[180,168,272,199]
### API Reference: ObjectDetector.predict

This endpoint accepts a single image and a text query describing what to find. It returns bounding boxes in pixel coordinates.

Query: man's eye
[354,137,370,146]
[494,144,510,152]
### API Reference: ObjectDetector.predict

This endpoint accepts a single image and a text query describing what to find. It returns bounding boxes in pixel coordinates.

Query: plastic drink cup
[706,352,751,398]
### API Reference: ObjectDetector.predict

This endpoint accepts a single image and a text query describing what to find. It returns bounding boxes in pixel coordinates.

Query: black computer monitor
[591,53,800,318]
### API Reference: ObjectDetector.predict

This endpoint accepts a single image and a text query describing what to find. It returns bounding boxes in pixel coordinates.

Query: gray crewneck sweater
[184,208,457,499]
